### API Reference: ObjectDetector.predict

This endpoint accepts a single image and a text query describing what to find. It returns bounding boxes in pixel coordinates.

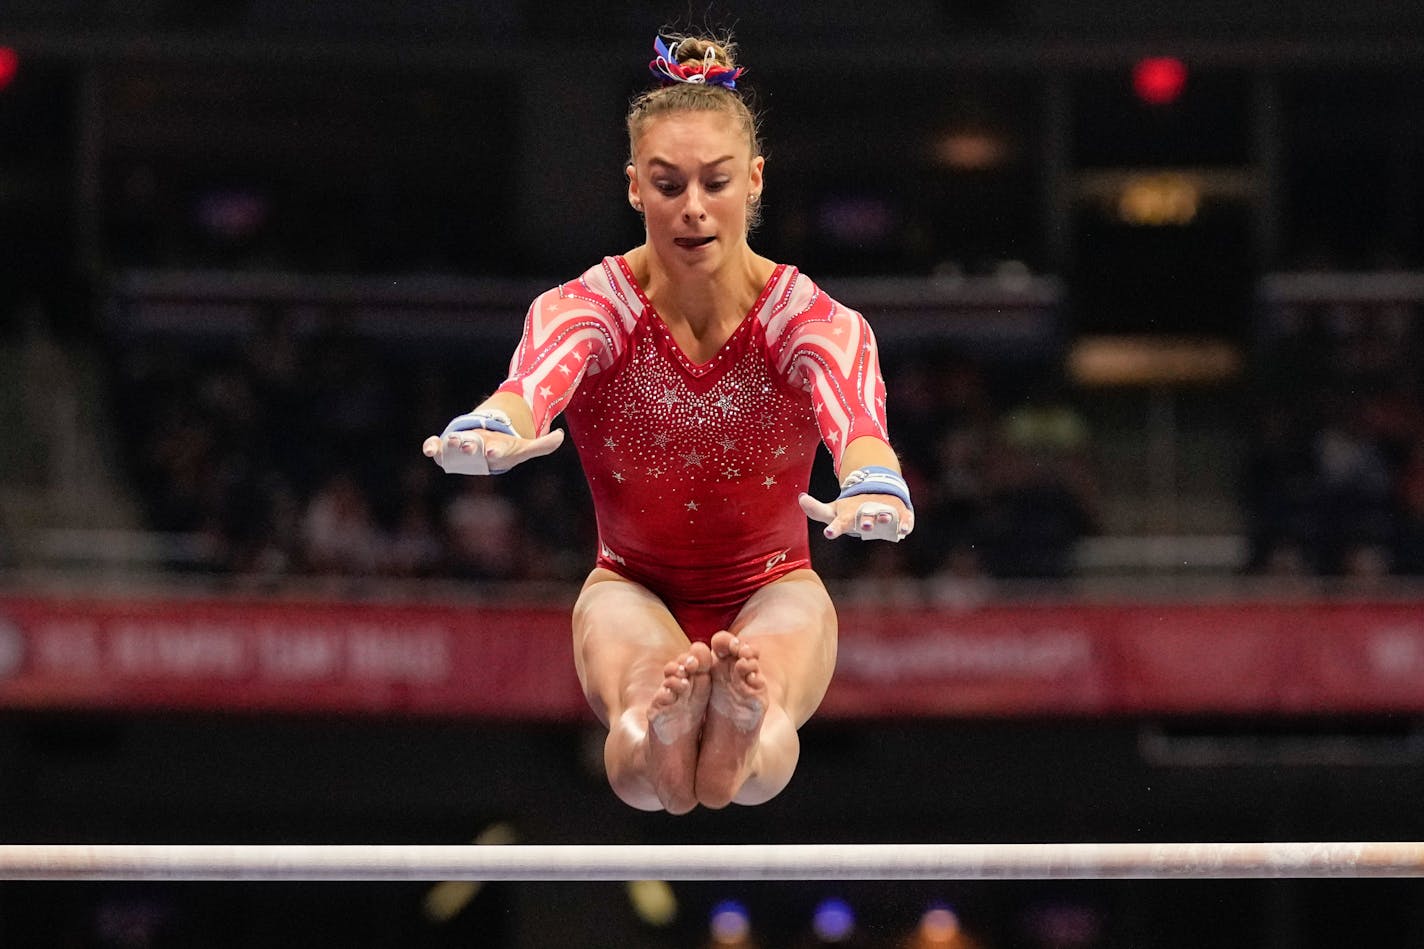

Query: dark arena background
[3,2,1424,946]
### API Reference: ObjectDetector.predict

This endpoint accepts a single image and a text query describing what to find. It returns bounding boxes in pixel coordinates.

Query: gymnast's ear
[627,164,643,214]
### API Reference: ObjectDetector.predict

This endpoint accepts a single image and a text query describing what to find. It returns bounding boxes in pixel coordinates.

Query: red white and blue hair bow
[649,36,744,89]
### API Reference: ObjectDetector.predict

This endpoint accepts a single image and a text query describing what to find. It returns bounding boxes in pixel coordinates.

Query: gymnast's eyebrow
[647,155,736,170]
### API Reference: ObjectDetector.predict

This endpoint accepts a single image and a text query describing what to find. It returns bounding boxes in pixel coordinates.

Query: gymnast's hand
[798,466,914,543]
[422,409,564,476]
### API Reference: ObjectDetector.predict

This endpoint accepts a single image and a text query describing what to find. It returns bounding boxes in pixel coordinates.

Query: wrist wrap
[838,466,912,510]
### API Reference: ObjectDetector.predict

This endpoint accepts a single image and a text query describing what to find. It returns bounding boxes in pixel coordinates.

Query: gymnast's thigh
[571,567,691,724]
[729,569,838,726]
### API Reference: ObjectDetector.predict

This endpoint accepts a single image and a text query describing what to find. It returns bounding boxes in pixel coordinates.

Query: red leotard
[496,256,889,641]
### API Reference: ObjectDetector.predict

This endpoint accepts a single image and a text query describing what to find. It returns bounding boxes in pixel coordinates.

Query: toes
[688,641,714,670]
[652,646,716,715]
[654,674,688,704]
[710,631,755,662]
[709,631,736,659]
[668,644,714,678]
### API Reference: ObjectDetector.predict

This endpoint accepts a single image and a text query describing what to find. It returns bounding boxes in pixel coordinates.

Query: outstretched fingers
[798,492,913,542]
[848,501,911,542]
[797,493,837,526]
[486,428,565,473]
[422,428,565,475]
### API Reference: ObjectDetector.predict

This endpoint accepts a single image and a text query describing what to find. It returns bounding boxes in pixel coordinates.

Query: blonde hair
[626,34,762,167]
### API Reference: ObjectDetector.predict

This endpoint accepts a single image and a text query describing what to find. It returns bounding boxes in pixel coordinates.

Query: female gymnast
[423,34,914,814]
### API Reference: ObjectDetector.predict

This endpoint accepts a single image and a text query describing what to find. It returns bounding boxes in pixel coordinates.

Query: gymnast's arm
[422,287,622,475]
[421,391,563,476]
[799,435,915,542]
[824,435,915,536]
[782,304,915,542]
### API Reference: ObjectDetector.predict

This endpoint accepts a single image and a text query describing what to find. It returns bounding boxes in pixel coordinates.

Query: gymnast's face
[627,110,763,274]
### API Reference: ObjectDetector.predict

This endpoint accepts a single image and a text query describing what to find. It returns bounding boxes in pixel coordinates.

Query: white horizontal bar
[1,843,1422,882]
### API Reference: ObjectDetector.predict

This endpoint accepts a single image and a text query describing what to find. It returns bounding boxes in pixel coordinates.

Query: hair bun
[672,37,734,70]
[649,35,745,89]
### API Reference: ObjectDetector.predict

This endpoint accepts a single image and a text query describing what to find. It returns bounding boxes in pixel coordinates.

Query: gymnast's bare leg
[573,568,711,814]
[573,567,836,813]
[697,569,837,809]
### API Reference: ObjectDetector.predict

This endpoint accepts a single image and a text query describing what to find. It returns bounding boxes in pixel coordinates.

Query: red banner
[0,595,587,719]
[1,594,1422,718]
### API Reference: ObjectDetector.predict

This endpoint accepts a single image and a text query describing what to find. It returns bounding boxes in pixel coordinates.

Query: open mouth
[673,236,716,249]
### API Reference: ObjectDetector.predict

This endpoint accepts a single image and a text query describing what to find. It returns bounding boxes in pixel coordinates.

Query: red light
[1133,56,1187,106]
[0,48,18,92]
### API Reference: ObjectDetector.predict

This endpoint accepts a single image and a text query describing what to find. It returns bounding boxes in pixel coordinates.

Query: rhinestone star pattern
[498,256,892,601]
[564,282,821,560]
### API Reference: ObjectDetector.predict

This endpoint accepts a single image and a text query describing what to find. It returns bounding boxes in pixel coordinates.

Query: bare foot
[644,641,712,814]
[695,631,768,809]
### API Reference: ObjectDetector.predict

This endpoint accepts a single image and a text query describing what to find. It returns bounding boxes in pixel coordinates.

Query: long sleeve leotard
[496,255,890,639]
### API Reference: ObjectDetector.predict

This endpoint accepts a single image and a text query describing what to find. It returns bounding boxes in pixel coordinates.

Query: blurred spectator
[294,312,396,491]
[386,460,447,578]
[1308,395,1395,572]
[299,473,383,575]
[975,382,1098,580]
[841,539,921,608]
[516,468,596,582]
[387,496,446,578]
[1392,446,1424,574]
[141,399,222,533]
[977,434,1095,580]
[243,476,302,576]
[926,544,994,608]
[1241,401,1317,573]
[914,360,996,579]
[443,476,522,581]
[922,424,990,572]
[1245,290,1424,578]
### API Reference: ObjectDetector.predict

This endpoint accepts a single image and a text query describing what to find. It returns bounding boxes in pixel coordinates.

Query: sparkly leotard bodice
[496,255,889,625]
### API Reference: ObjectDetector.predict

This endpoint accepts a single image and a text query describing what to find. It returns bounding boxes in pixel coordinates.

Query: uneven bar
[2,842,1424,882]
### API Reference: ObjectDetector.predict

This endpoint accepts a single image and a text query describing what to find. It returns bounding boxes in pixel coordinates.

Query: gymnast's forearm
[837,436,903,481]
[470,391,539,441]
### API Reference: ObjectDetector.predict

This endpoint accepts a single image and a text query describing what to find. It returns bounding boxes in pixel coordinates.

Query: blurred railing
[106,268,1065,356]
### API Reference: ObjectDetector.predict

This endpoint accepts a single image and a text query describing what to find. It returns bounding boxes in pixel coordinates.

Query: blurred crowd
[1243,293,1424,578]
[98,286,1424,587]
[105,308,1100,590]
